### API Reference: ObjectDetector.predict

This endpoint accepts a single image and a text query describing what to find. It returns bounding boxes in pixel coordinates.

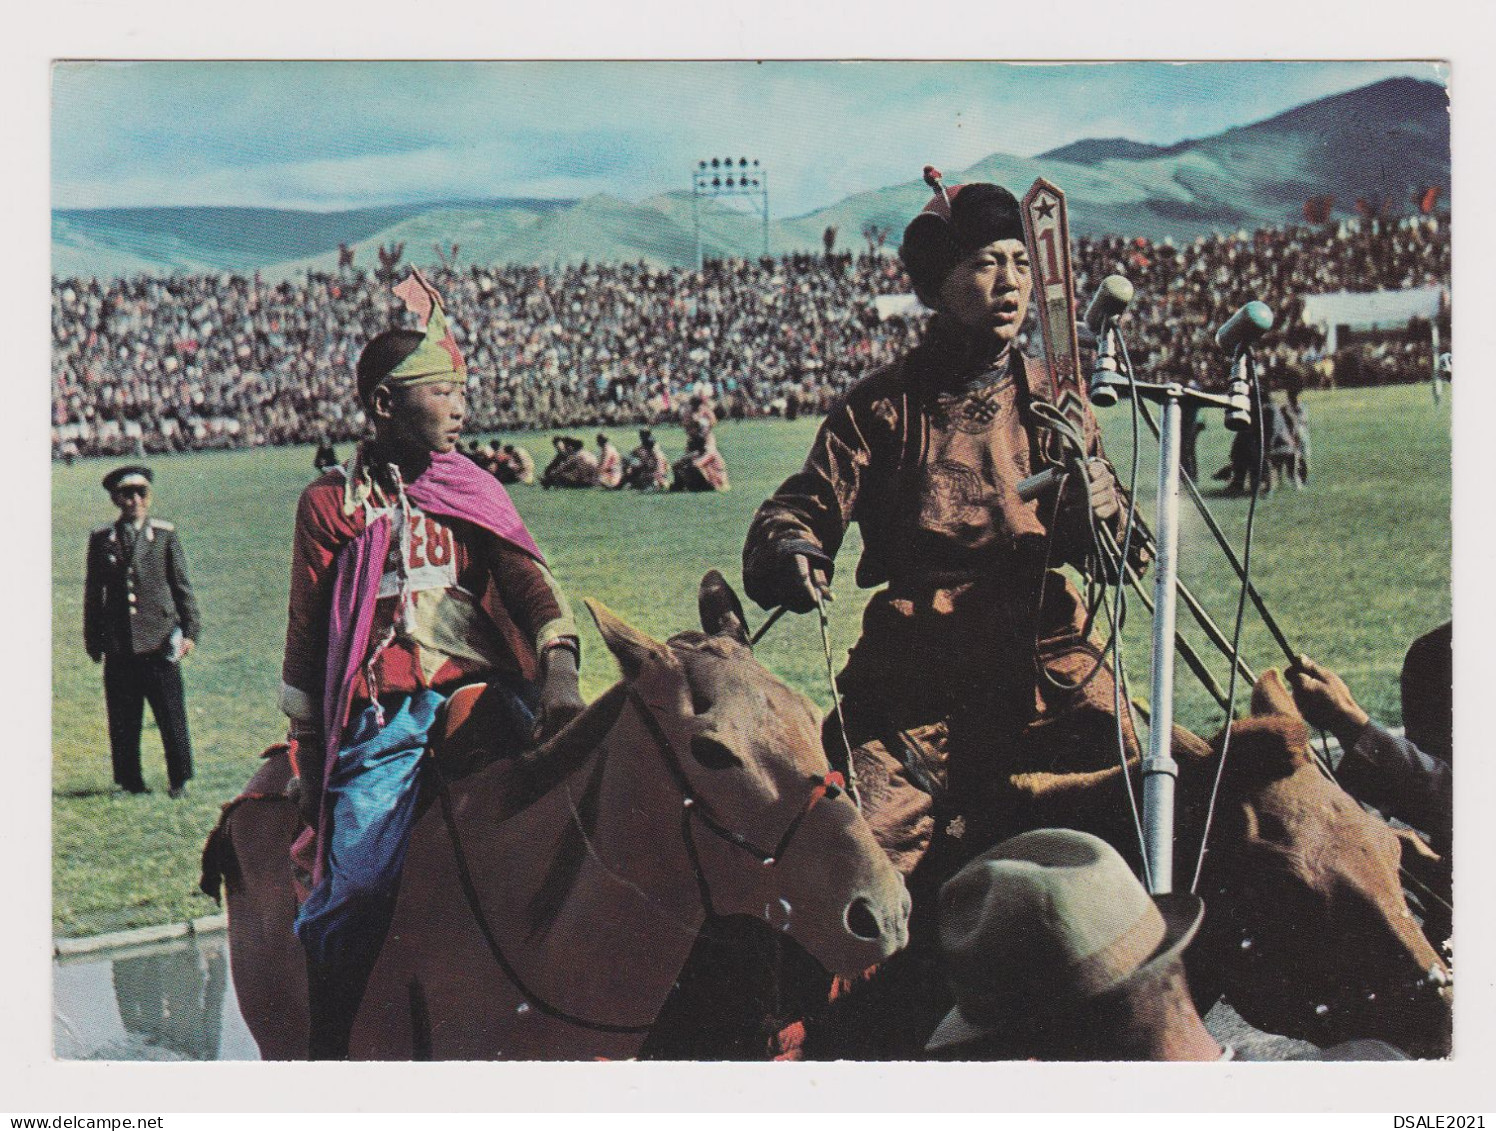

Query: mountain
[1038,138,1177,164]
[52,77,1449,280]
[52,199,577,279]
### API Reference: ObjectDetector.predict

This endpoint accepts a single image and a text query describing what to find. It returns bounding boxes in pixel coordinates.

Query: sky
[51,60,1446,218]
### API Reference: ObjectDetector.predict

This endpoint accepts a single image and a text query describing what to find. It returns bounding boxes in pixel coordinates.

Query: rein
[433,679,846,1034]
[433,761,654,1034]
[624,685,847,917]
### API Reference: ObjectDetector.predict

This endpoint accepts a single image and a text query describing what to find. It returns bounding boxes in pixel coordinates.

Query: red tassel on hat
[923,164,954,217]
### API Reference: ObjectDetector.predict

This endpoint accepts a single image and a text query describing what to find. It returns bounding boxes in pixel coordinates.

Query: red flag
[1303,196,1334,224]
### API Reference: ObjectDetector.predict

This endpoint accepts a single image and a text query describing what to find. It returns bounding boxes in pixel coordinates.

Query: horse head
[585,571,911,978]
[1186,671,1452,1058]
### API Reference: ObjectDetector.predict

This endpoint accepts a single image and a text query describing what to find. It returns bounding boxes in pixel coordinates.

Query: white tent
[1299,286,1445,352]
[873,293,929,322]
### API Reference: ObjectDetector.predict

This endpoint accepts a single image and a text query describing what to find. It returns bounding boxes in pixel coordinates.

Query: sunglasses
[116,486,149,499]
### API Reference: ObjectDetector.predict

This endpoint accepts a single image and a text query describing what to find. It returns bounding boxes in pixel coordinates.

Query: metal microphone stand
[1092,331,1253,893]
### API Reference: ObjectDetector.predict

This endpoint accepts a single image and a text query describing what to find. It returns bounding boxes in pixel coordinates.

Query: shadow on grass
[55,786,138,799]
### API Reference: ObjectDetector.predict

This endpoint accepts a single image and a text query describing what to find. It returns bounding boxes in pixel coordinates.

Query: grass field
[51,383,1451,937]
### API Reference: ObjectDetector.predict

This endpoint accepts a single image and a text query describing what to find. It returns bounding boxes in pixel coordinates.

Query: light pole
[691,157,769,270]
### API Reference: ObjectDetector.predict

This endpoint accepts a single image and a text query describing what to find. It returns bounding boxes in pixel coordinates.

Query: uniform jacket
[85,517,201,659]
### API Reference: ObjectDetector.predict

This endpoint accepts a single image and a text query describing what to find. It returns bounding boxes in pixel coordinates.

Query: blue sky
[52,60,1445,216]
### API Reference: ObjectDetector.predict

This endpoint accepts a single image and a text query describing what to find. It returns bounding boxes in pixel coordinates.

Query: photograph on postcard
[49,60,1452,1063]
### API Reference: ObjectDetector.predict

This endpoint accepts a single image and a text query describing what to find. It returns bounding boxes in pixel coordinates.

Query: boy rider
[281,269,584,1057]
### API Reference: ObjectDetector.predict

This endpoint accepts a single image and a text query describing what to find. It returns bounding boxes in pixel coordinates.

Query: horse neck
[458,681,708,1019]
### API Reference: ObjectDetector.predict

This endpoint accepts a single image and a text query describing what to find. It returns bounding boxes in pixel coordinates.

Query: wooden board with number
[1021,178,1084,398]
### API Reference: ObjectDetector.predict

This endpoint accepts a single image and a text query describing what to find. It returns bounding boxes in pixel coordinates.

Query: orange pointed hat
[386,267,467,385]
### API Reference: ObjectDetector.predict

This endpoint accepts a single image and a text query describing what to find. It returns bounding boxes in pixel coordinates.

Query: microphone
[1085,275,1135,335]
[1215,302,1273,432]
[1085,276,1135,408]
[1214,301,1274,353]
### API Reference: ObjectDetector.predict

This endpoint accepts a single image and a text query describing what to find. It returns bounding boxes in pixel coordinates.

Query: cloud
[52,60,1445,215]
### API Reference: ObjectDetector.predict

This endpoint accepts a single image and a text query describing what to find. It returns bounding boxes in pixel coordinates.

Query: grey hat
[926,828,1203,1052]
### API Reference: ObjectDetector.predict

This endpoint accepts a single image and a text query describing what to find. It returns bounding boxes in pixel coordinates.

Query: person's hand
[179,638,195,659]
[1286,655,1370,744]
[773,546,834,615]
[287,721,324,828]
[534,645,586,743]
[1080,457,1120,523]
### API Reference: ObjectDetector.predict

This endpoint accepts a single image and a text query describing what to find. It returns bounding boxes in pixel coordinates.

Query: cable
[1190,352,1265,895]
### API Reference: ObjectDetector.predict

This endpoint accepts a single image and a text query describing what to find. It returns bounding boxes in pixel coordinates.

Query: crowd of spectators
[53,214,1450,459]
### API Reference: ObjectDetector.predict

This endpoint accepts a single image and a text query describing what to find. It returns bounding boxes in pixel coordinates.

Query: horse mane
[480,682,631,825]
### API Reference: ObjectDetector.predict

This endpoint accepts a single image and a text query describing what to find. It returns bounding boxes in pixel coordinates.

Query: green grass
[51,384,1450,937]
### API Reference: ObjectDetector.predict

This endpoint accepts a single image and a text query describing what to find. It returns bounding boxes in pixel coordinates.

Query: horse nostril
[845,897,882,941]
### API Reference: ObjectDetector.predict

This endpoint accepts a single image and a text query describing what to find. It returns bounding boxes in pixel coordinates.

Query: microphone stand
[1094,330,1250,894]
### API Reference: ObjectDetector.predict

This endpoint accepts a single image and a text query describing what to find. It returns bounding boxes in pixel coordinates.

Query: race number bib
[378,507,458,597]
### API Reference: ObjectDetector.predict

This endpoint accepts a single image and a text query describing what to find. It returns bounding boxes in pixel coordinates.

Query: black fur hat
[900,181,1025,308]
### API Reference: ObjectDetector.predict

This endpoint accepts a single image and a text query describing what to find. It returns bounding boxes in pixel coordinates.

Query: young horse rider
[280,269,585,1058]
[742,177,1138,1056]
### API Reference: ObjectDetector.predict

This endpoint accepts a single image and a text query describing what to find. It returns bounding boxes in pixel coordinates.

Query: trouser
[295,691,442,1060]
[104,652,193,791]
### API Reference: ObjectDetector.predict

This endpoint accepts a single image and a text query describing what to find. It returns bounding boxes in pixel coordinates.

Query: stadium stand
[53,216,1448,458]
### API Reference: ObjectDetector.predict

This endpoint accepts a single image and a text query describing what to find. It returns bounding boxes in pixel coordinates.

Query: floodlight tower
[691,157,769,270]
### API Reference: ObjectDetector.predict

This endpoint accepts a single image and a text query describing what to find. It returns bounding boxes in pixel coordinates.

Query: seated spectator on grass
[621,428,669,491]
[540,436,598,489]
[595,433,623,489]
[671,434,729,493]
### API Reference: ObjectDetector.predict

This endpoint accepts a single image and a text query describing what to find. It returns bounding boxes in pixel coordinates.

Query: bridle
[434,676,849,1035]
[624,685,848,919]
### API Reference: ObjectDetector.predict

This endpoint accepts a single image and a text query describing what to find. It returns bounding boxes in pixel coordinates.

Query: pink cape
[294,451,544,885]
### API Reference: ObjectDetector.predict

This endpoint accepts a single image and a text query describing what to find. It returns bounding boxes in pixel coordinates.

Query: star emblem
[945,815,967,839]
[1035,197,1056,220]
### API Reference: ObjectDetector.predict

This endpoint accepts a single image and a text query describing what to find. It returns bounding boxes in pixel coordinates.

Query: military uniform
[84,483,200,794]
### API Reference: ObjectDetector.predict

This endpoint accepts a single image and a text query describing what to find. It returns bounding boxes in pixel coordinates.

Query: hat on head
[926,828,1203,1052]
[102,465,153,494]
[901,167,1025,308]
[383,267,468,388]
[639,428,654,443]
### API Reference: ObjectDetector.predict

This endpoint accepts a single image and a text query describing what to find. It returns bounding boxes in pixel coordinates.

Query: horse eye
[690,735,741,771]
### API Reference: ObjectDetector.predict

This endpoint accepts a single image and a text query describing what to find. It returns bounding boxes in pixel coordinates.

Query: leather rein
[434,682,845,1035]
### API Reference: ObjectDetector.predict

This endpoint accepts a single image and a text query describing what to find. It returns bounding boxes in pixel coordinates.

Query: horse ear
[1250,669,1301,720]
[585,599,670,680]
[698,570,751,646]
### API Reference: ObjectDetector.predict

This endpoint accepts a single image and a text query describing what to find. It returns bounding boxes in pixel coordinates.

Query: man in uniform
[741,179,1134,1055]
[84,466,200,798]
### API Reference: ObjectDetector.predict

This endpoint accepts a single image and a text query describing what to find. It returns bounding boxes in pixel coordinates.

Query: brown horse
[202,574,911,1060]
[1009,671,1452,1058]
